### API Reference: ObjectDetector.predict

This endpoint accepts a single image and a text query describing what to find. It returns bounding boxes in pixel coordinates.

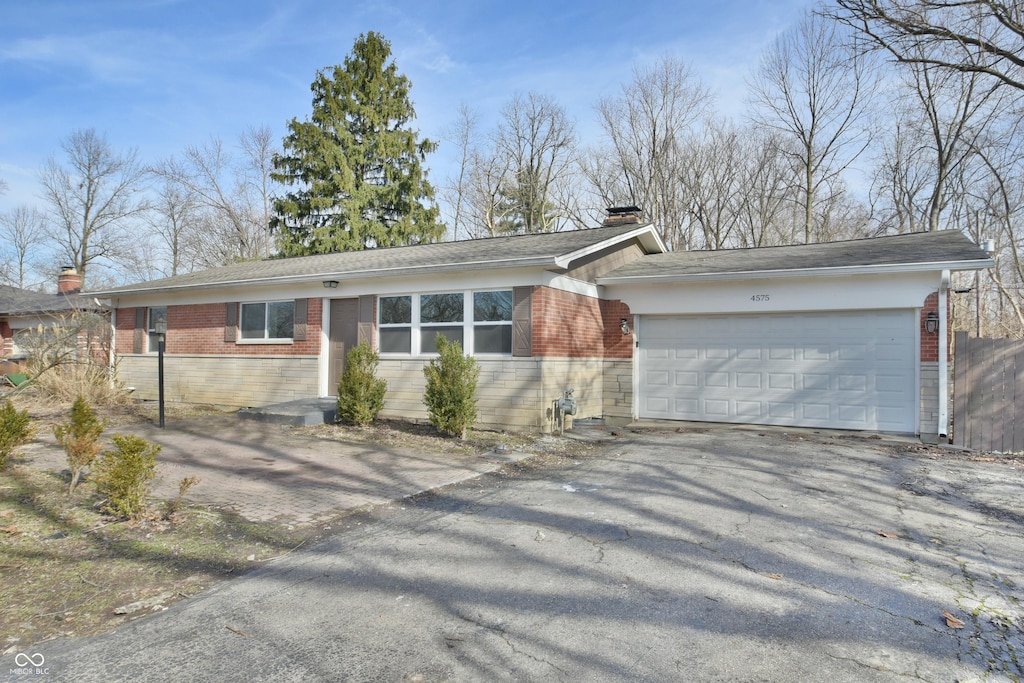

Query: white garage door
[638,311,916,432]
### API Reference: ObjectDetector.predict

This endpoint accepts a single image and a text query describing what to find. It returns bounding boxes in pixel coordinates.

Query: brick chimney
[603,206,643,226]
[57,266,83,295]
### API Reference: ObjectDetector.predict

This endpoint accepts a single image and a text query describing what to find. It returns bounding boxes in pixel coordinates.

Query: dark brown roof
[599,230,992,282]
[88,224,665,297]
[0,285,88,316]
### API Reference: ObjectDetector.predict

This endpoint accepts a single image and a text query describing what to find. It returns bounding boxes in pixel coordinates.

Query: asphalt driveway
[13,426,1024,682]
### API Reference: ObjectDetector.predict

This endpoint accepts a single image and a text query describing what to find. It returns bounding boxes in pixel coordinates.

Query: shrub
[423,334,480,440]
[54,395,105,494]
[165,475,200,518]
[0,400,33,470]
[18,310,128,406]
[337,342,387,426]
[93,434,160,519]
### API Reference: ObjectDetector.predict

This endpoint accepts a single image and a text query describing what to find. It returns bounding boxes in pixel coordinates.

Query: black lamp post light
[155,320,166,428]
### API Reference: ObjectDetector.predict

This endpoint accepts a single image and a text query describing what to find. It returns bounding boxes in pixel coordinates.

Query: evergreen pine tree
[272,31,443,255]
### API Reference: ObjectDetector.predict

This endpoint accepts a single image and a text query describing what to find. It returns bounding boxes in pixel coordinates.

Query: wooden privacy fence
[953,331,1024,452]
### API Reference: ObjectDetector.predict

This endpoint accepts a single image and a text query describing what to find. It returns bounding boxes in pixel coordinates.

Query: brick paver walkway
[17,416,534,526]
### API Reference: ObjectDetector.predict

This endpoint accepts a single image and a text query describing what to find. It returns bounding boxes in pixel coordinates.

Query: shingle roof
[599,230,992,282]
[0,285,86,316]
[88,223,664,297]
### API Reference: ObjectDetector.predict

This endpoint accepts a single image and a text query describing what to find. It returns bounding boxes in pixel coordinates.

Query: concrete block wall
[118,354,319,408]
[377,357,605,431]
[602,359,634,423]
[919,361,940,439]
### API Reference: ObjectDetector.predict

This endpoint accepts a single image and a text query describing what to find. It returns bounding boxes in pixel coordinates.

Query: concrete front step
[238,397,338,426]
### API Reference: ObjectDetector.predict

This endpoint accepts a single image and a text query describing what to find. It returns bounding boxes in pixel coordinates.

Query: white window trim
[238,300,295,343]
[378,290,513,357]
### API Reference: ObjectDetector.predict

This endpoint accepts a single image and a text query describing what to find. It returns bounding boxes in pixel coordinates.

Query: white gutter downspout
[938,271,951,440]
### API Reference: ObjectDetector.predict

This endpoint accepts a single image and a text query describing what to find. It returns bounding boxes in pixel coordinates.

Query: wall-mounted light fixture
[322,280,339,289]
[620,318,631,335]
[925,311,939,335]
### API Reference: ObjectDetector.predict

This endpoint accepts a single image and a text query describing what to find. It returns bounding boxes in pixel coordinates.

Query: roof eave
[88,255,561,298]
[597,258,995,285]
[553,224,666,269]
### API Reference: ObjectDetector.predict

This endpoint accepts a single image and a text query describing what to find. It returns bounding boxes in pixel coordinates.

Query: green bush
[54,396,105,494]
[337,342,387,426]
[0,400,33,470]
[93,434,160,519]
[423,334,480,439]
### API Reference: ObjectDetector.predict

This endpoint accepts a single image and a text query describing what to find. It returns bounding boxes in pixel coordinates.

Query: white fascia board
[542,273,601,298]
[88,256,559,299]
[6,314,61,329]
[107,266,552,308]
[596,258,994,285]
[607,271,943,316]
[553,225,666,268]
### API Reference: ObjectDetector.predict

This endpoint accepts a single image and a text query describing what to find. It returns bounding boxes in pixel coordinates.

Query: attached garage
[637,311,916,431]
[599,230,994,439]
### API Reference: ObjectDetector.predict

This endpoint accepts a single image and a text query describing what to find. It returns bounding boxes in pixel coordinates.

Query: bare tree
[828,0,1024,93]
[439,105,479,241]
[492,92,578,234]
[733,130,796,247]
[38,129,149,285]
[238,125,278,257]
[870,115,933,232]
[873,50,1006,233]
[748,8,874,243]
[454,140,515,238]
[152,126,279,263]
[585,56,711,249]
[679,118,744,249]
[0,206,47,288]
[146,178,202,276]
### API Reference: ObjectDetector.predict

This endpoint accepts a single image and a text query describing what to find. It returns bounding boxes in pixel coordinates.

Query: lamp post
[155,320,166,428]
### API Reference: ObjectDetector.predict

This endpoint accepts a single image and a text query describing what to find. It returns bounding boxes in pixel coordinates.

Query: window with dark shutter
[133,308,146,354]
[224,303,238,342]
[358,295,374,346]
[293,299,308,341]
[512,287,532,357]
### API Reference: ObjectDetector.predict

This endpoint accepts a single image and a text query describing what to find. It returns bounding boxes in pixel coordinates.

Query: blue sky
[0,0,810,215]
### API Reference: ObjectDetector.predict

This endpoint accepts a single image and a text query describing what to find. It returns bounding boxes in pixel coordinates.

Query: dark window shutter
[358,295,374,346]
[293,299,308,341]
[133,308,146,354]
[224,303,238,342]
[512,287,532,357]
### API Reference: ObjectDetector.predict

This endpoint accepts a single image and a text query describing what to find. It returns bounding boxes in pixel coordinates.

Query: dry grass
[0,463,319,651]
[23,363,132,407]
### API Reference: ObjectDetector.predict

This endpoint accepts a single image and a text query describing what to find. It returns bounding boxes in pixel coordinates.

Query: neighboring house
[0,268,97,371]
[89,210,992,440]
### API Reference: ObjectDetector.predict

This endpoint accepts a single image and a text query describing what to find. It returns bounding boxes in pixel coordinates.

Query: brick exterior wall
[531,287,633,359]
[116,300,323,356]
[0,319,11,357]
[919,291,952,440]
[112,289,637,428]
[920,292,940,362]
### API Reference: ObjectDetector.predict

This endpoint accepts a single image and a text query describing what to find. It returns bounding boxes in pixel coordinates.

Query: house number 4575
[750,294,770,302]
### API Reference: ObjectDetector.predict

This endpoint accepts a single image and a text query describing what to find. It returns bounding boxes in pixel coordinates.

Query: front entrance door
[328,298,360,396]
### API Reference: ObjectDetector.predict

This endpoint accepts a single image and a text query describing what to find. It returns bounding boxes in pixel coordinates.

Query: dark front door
[328,298,360,396]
